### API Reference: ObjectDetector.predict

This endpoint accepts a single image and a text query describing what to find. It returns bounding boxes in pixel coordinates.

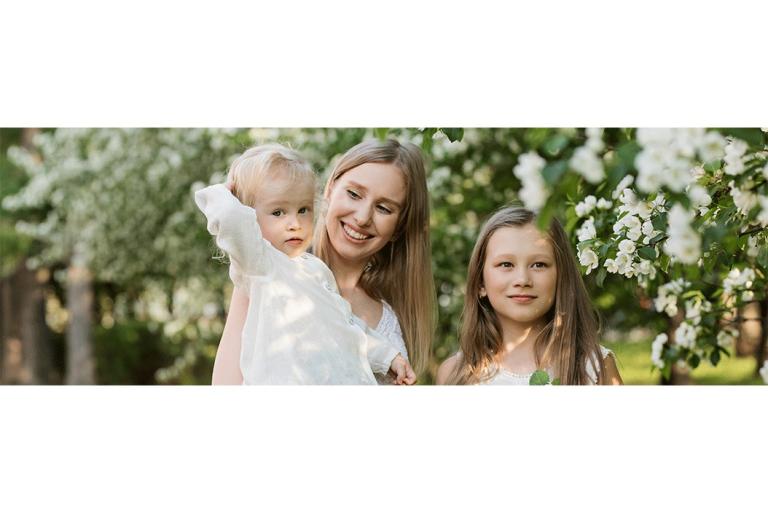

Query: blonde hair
[313,139,436,376]
[449,206,605,385]
[226,143,315,208]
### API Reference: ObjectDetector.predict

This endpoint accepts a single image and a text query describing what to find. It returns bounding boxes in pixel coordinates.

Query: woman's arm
[212,286,249,385]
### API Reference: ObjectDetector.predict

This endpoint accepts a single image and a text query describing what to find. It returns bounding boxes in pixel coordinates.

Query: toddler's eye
[298,207,311,215]
[347,189,361,200]
[271,210,284,217]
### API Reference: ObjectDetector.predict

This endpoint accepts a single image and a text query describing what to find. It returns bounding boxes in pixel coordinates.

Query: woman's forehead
[338,162,406,202]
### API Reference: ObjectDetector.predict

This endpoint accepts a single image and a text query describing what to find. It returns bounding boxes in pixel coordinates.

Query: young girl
[436,206,622,385]
[195,143,414,385]
[215,139,436,384]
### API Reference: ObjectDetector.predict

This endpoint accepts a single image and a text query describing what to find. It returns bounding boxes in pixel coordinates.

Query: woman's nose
[353,202,374,227]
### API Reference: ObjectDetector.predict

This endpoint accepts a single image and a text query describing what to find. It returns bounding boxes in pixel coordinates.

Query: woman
[213,139,436,384]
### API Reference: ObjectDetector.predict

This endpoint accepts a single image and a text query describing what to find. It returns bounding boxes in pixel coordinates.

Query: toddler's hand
[388,354,416,385]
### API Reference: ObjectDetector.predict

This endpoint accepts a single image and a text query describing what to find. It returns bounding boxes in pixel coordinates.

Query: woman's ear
[479,286,487,298]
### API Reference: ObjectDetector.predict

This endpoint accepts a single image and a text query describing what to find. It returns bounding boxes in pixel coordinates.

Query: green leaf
[541,160,568,186]
[551,378,561,385]
[596,267,607,287]
[689,354,700,369]
[440,128,464,142]
[652,213,667,231]
[374,128,389,140]
[715,128,765,147]
[616,141,641,170]
[542,134,569,157]
[649,233,666,245]
[709,349,721,366]
[529,370,550,385]
[637,246,657,260]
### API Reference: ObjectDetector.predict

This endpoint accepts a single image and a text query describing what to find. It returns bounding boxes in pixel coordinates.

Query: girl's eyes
[497,261,549,269]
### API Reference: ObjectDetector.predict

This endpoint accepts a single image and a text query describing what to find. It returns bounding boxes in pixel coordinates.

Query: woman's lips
[341,221,373,242]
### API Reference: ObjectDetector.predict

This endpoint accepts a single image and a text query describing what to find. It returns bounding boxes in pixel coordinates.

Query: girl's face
[325,162,407,266]
[481,224,557,328]
[253,175,315,258]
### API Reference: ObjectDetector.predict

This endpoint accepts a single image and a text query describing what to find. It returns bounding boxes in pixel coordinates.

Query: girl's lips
[508,295,536,303]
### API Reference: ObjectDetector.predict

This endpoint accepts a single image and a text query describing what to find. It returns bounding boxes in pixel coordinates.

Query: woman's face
[325,162,407,266]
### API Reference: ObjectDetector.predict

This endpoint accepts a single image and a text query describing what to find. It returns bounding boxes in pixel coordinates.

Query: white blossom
[729,180,758,215]
[723,139,748,176]
[618,239,636,255]
[514,151,548,211]
[577,217,597,241]
[663,204,701,264]
[597,198,612,210]
[578,248,599,275]
[674,321,698,349]
[575,195,597,217]
[760,360,768,384]
[651,333,668,369]
[570,146,605,184]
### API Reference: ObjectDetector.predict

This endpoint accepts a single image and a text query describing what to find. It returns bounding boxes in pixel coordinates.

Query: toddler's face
[253,176,315,258]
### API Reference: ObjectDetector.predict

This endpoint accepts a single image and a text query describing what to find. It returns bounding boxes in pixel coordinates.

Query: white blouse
[479,346,614,385]
[195,184,400,385]
[373,301,408,385]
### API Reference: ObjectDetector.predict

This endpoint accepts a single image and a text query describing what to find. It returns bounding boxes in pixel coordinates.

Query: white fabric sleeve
[194,184,271,278]
[365,328,400,375]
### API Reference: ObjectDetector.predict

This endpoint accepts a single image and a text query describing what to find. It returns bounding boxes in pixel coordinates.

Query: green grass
[603,340,764,385]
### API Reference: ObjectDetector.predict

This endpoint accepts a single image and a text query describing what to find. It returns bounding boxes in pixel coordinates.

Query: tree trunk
[756,298,767,378]
[65,251,95,384]
[735,302,761,357]
[0,128,53,384]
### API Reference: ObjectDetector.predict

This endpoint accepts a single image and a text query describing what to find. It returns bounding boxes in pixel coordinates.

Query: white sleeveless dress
[479,346,614,385]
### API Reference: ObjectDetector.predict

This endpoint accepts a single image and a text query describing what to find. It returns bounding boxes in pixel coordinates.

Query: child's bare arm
[212,286,248,385]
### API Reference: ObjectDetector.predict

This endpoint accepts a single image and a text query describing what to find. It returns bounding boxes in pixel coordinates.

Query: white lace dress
[479,346,614,385]
[372,301,408,385]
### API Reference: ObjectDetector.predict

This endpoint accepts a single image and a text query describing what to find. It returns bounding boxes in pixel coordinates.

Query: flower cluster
[513,151,548,211]
[654,278,689,317]
[569,128,605,184]
[634,128,726,193]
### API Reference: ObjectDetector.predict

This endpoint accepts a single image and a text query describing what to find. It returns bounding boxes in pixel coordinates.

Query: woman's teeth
[343,223,371,240]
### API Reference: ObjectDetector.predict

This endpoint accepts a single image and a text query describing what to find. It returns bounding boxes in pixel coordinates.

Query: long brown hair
[449,206,605,385]
[313,139,436,376]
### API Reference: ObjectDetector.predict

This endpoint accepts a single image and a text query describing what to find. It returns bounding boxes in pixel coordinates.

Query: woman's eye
[376,205,392,215]
[347,189,360,199]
